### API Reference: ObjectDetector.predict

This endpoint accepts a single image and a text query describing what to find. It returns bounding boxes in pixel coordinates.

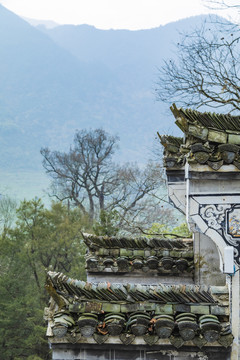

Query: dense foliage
[0,196,186,359]
[0,199,91,360]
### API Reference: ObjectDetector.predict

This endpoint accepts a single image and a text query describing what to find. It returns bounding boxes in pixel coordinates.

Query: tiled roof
[45,271,232,347]
[170,103,240,132]
[158,134,185,169]
[158,134,184,150]
[83,233,189,250]
[84,234,194,274]
[161,104,240,170]
[47,271,217,304]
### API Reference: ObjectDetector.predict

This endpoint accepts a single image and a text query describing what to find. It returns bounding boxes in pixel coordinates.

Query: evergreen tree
[0,199,91,359]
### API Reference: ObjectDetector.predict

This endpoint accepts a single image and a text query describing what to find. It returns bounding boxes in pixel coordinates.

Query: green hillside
[0,5,213,199]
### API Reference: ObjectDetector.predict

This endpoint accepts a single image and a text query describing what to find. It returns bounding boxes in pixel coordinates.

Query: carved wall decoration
[227,206,240,238]
[200,204,231,231]
[199,202,240,264]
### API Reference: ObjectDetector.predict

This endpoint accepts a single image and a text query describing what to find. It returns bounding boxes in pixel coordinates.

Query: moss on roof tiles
[47,271,216,304]
[157,133,184,147]
[82,233,191,250]
[171,103,240,132]
[48,306,232,345]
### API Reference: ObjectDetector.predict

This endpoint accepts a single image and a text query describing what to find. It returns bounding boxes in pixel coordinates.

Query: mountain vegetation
[0,5,228,358]
[0,196,188,359]
[0,199,90,360]
[0,4,211,182]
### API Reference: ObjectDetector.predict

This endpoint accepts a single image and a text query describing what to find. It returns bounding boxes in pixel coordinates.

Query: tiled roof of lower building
[83,233,190,250]
[45,271,232,348]
[47,271,222,304]
[83,234,194,275]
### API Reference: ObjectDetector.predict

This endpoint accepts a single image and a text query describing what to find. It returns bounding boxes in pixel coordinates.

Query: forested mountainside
[0,4,216,197]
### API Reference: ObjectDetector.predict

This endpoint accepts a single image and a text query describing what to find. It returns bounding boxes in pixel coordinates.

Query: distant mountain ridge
[0,5,218,198]
[23,17,59,29]
[0,4,113,170]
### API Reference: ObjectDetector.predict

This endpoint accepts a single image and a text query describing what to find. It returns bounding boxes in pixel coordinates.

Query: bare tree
[204,1,240,12]
[203,1,240,30]
[41,129,165,227]
[156,13,240,113]
[0,195,17,230]
[108,161,168,229]
[41,129,120,219]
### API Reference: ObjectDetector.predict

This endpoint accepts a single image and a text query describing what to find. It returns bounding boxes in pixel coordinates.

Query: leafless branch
[41,129,168,231]
[156,16,240,113]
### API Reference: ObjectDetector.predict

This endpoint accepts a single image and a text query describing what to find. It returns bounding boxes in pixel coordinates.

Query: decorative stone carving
[199,315,221,343]
[192,335,207,349]
[154,315,175,338]
[169,335,185,348]
[66,331,81,344]
[127,312,150,336]
[143,334,159,345]
[200,204,231,230]
[199,203,240,263]
[93,333,109,344]
[227,206,240,238]
[52,324,68,338]
[105,313,125,336]
[218,334,234,348]
[77,314,98,337]
[176,313,198,341]
[119,333,135,345]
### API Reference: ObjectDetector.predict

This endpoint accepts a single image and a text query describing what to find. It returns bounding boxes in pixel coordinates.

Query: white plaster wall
[168,182,186,214]
[52,347,230,360]
[189,179,240,195]
[87,273,194,285]
[194,232,226,286]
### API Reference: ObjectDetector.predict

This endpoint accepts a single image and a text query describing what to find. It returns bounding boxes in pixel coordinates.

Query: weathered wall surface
[87,273,194,285]
[51,344,231,360]
[194,232,226,286]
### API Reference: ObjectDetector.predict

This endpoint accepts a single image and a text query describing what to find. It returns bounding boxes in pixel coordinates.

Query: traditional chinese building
[44,104,240,360]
